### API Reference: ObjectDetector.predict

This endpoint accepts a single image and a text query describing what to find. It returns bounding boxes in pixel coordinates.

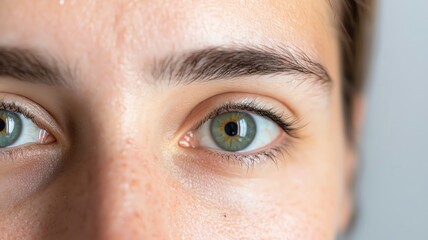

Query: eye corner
[39,129,57,145]
[178,130,198,149]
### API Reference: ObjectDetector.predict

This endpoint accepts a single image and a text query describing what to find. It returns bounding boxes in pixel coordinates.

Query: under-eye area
[0,93,64,207]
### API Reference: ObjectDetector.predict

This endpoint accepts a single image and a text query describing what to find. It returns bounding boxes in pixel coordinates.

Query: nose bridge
[88,102,171,239]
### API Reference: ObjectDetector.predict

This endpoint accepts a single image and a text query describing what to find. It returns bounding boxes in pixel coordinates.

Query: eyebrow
[0,47,71,87]
[153,45,332,90]
[0,45,332,91]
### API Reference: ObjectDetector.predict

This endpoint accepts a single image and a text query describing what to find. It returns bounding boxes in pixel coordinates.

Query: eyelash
[195,100,301,137]
[201,145,288,168]
[194,100,301,166]
[0,101,35,121]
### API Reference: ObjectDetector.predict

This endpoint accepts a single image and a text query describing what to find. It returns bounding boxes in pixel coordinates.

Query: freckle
[145,182,152,193]
[130,179,139,188]
[125,137,134,145]
[133,211,141,219]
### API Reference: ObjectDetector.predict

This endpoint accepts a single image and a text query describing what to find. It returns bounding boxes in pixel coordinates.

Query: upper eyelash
[0,101,35,121]
[195,100,302,138]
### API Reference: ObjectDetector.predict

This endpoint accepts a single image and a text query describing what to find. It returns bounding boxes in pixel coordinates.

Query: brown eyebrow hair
[0,45,331,94]
[153,46,332,89]
[0,47,72,87]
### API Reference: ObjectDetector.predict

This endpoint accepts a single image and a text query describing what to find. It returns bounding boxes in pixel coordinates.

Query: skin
[0,1,355,239]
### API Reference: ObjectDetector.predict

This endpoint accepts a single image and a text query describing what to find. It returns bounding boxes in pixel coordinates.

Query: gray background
[348,0,428,239]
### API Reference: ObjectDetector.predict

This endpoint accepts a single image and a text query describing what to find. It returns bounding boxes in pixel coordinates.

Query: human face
[0,1,352,239]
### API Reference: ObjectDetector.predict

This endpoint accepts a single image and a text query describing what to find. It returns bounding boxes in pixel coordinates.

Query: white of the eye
[197,113,282,152]
[8,113,44,147]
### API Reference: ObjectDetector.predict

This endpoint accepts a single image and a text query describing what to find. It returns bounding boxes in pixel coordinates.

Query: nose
[88,134,172,240]
[67,77,179,239]
[56,72,177,239]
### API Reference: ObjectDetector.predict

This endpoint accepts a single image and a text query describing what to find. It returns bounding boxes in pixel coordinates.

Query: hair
[339,0,375,141]
[337,0,375,234]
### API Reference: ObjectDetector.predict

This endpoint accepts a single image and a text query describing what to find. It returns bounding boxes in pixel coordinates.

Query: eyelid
[195,101,301,139]
[0,93,66,148]
[174,93,303,142]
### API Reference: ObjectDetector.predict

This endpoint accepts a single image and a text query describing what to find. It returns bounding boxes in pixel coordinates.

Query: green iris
[0,110,22,148]
[210,111,256,152]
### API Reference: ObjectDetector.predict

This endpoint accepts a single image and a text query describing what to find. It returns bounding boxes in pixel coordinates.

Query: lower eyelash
[0,144,39,163]
[203,141,291,169]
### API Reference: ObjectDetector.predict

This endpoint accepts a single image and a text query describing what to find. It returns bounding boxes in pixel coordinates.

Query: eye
[0,109,54,148]
[196,111,282,153]
[177,98,301,167]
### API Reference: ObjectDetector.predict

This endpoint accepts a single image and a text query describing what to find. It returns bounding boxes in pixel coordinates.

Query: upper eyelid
[195,101,278,127]
[194,102,301,138]
[173,92,306,146]
[0,101,35,121]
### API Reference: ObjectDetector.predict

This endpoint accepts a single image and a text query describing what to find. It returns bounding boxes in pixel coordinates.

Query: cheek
[170,173,338,240]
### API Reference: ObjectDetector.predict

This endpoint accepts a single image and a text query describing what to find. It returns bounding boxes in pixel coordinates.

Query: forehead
[0,1,335,47]
[0,0,339,84]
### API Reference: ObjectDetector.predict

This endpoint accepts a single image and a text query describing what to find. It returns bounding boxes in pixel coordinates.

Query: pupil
[224,122,238,136]
[0,118,5,132]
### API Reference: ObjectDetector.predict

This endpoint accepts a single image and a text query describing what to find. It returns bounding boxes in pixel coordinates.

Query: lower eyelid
[177,132,289,171]
[172,143,288,180]
[0,143,61,164]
